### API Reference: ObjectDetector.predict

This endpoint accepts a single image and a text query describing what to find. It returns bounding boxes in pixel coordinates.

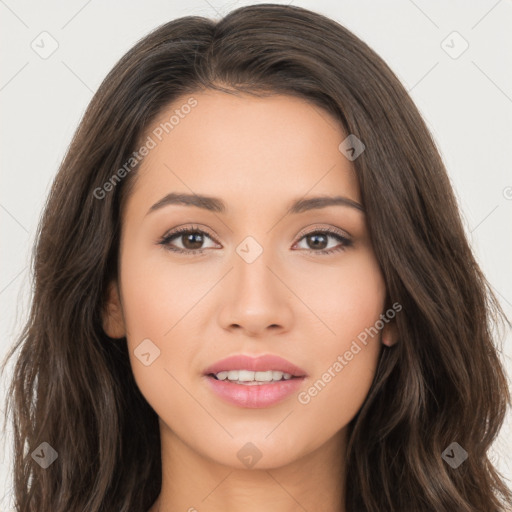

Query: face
[103,90,396,470]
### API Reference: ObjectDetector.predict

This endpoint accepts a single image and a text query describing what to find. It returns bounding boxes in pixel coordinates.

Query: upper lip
[204,354,308,377]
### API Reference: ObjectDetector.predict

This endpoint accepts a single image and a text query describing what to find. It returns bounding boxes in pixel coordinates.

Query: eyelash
[158,224,353,256]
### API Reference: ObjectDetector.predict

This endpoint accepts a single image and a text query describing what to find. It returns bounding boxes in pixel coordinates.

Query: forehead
[125,90,361,216]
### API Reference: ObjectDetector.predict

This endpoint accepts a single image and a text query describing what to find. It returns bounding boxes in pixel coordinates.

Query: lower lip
[205,375,305,408]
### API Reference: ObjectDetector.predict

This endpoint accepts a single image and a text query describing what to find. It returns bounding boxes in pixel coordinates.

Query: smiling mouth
[204,365,306,408]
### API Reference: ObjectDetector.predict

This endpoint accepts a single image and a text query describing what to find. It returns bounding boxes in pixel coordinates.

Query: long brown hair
[2,4,511,511]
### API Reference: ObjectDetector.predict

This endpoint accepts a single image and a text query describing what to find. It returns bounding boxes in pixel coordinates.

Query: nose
[217,248,294,337]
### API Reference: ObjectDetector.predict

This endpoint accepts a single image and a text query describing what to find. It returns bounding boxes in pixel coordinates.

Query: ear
[381,320,398,347]
[102,280,126,339]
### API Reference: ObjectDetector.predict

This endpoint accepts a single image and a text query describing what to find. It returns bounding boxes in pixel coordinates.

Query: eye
[158,225,218,255]
[158,225,352,256]
[293,227,353,255]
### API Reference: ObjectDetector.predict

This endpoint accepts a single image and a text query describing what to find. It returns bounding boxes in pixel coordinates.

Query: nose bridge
[233,234,281,304]
[217,231,293,334]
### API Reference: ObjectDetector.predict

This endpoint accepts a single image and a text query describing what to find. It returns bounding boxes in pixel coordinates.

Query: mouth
[203,354,307,408]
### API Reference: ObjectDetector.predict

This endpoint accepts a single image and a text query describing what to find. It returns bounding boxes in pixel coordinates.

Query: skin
[103,90,397,512]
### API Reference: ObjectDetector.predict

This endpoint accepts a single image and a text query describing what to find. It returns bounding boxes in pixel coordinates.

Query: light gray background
[1,0,511,509]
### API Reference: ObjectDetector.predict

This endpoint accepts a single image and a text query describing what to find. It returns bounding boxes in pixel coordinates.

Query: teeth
[255,371,274,382]
[213,370,293,383]
[227,370,241,381]
[238,370,255,381]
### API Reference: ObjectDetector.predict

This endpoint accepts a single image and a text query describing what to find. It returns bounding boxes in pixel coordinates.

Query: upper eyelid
[295,224,351,239]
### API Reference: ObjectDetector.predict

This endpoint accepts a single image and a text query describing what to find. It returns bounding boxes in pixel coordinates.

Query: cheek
[290,250,386,435]
[119,239,213,341]
[291,246,386,344]
[117,243,204,397]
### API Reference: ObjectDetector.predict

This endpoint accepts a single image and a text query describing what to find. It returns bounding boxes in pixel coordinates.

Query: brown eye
[180,231,205,250]
[159,226,218,255]
[294,229,352,255]
[305,232,329,250]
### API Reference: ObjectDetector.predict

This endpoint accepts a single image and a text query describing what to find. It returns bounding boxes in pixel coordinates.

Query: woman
[2,3,511,511]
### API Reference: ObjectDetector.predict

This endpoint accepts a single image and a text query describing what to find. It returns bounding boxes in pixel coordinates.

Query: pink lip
[203,354,307,409]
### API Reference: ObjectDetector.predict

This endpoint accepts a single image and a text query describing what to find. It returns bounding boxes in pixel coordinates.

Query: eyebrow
[146,192,365,216]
